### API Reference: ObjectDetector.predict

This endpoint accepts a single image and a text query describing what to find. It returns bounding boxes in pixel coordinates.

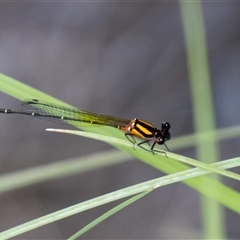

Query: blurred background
[0,2,240,239]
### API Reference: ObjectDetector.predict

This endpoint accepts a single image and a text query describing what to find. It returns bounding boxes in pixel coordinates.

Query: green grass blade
[0,140,240,216]
[0,73,70,106]
[47,128,240,182]
[0,150,131,193]
[0,157,240,240]
[1,123,240,194]
[0,74,240,200]
[180,1,224,238]
[68,190,152,239]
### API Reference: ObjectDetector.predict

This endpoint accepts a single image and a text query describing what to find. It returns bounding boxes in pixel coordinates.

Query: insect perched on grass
[0,99,171,154]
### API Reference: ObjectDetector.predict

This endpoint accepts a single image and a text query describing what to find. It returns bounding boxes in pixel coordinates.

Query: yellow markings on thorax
[135,120,154,135]
[118,118,155,139]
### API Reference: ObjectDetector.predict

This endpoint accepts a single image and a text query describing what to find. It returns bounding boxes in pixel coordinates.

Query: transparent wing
[21,99,129,128]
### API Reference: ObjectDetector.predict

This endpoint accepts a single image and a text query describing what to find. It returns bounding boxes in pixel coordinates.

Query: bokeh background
[0,2,240,239]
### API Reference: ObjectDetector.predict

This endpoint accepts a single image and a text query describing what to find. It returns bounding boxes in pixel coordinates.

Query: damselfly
[0,99,171,153]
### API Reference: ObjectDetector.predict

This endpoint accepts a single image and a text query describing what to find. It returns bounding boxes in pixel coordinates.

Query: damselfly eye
[162,122,170,130]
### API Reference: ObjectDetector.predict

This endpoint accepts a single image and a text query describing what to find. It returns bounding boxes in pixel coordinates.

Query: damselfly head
[155,122,171,145]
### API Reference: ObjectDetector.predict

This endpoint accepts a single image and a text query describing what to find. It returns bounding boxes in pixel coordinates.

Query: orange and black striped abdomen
[118,118,156,139]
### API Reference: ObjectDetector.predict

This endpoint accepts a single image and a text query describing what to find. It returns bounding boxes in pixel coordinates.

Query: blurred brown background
[0,2,240,239]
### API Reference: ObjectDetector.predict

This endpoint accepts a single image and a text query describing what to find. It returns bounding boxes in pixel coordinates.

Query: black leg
[125,133,137,150]
[138,140,168,157]
[138,140,155,154]
[124,133,168,157]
